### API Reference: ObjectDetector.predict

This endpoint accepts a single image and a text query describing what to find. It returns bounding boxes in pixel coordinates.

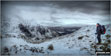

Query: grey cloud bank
[2,1,110,26]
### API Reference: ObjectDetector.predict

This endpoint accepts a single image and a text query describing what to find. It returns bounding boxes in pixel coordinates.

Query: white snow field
[1,25,110,55]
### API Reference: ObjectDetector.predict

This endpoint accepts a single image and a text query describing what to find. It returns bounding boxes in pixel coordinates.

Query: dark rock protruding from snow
[18,24,60,43]
[19,24,32,37]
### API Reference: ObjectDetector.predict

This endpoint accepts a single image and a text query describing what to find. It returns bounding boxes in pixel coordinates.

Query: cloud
[53,1,109,15]
[2,1,110,26]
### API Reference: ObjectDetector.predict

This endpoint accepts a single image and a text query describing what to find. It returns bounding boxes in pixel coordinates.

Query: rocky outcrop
[18,24,59,43]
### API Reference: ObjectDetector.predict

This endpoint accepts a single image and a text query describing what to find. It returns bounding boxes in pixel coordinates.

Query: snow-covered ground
[1,2,110,55]
[1,25,111,55]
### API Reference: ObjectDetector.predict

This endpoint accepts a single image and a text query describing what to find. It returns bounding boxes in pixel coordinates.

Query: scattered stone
[78,36,84,40]
[87,29,90,32]
[3,47,9,54]
[48,44,54,51]
[85,35,89,37]
[89,41,92,42]
[105,34,110,39]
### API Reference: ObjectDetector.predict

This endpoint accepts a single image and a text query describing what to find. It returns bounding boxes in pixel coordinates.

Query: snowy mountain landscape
[1,1,110,56]
[1,24,111,55]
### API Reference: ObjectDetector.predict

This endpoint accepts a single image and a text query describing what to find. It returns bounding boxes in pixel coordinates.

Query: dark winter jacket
[96,25,102,34]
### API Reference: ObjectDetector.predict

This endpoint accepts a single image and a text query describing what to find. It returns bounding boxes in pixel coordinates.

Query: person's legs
[97,34,101,43]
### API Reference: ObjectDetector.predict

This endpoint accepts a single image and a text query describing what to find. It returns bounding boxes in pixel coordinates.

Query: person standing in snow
[95,23,102,44]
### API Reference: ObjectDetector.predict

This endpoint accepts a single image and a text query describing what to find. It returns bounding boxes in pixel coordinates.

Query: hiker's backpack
[101,25,106,34]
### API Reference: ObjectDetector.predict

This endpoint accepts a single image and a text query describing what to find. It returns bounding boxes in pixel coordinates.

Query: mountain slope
[1,25,110,55]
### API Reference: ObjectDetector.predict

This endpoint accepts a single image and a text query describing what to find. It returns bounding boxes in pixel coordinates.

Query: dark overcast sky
[2,1,110,26]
